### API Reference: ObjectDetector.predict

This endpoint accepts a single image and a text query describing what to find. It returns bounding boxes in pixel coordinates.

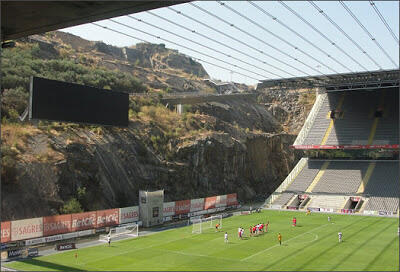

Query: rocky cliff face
[1,32,309,221]
[1,125,300,220]
[1,94,304,220]
[256,88,316,134]
[25,31,217,93]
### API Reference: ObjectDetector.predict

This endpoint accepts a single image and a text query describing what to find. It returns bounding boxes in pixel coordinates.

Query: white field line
[83,231,234,267]
[80,231,200,266]
[114,234,242,270]
[157,248,235,262]
[241,223,330,261]
[1,266,18,271]
[158,232,319,264]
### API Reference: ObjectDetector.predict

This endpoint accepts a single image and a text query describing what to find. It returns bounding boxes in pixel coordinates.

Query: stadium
[1,1,399,271]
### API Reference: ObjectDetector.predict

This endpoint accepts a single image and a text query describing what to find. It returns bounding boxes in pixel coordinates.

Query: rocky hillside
[256,87,316,134]
[1,33,311,221]
[24,31,252,94]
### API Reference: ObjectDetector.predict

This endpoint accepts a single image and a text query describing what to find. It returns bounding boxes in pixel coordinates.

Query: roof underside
[258,69,400,91]
[1,1,185,41]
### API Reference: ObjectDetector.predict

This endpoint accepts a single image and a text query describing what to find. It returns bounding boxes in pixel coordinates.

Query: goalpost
[192,215,222,234]
[99,223,139,241]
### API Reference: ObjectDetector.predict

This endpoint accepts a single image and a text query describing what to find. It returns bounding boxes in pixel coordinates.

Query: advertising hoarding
[71,212,96,232]
[119,206,139,224]
[216,195,227,207]
[226,193,238,206]
[43,214,72,236]
[163,202,175,217]
[1,221,11,243]
[190,198,204,212]
[96,209,119,228]
[204,196,217,210]
[174,200,190,215]
[11,217,43,241]
[25,237,45,246]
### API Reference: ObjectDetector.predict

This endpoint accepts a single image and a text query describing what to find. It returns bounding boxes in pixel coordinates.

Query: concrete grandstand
[264,69,399,217]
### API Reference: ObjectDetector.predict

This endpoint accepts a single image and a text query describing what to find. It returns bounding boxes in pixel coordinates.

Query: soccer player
[224,232,228,243]
[249,226,253,237]
[107,234,111,246]
[238,227,242,239]
[278,233,282,245]
[265,222,269,233]
[292,217,297,227]
[215,223,220,232]
[338,232,342,243]
[328,216,331,222]
[306,210,311,216]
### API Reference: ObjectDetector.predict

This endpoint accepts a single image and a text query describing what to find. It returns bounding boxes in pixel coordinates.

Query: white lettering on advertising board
[97,212,119,226]
[71,212,96,231]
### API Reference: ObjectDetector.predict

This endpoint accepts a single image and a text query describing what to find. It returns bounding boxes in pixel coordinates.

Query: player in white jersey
[224,232,228,243]
[338,232,342,243]
[107,234,111,246]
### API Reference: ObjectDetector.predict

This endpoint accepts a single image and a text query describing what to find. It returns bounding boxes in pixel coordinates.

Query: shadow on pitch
[17,258,85,271]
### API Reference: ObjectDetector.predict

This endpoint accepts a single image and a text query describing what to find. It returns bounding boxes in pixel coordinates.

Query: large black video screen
[29,77,128,127]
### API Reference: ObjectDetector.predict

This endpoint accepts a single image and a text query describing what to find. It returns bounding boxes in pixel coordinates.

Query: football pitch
[5,210,399,271]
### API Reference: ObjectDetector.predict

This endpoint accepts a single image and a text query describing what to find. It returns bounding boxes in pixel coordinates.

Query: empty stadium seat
[300,88,399,146]
[312,161,369,194]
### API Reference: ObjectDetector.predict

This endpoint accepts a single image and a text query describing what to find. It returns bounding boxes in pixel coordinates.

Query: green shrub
[60,198,83,214]
[1,146,18,184]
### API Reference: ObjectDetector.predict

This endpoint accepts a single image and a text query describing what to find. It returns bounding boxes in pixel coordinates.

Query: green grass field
[5,210,399,271]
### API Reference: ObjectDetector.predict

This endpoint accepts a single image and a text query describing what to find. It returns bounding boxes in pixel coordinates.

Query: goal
[192,215,222,234]
[99,223,139,241]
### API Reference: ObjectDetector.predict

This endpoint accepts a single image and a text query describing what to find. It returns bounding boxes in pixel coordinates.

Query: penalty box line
[241,223,331,261]
[79,228,198,266]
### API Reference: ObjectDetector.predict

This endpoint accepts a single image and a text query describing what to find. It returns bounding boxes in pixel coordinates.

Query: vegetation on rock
[0,33,304,220]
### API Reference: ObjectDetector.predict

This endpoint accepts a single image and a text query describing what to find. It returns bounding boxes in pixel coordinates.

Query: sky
[61,1,399,86]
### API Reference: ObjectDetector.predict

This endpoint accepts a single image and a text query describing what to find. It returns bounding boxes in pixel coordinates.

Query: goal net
[192,215,222,234]
[99,223,138,241]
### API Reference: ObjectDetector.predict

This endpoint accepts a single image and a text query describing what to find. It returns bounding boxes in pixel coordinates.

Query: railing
[293,92,327,146]
[264,157,308,208]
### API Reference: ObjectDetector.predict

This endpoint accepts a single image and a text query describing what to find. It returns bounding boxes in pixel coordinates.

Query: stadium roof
[257,69,400,91]
[1,1,185,41]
